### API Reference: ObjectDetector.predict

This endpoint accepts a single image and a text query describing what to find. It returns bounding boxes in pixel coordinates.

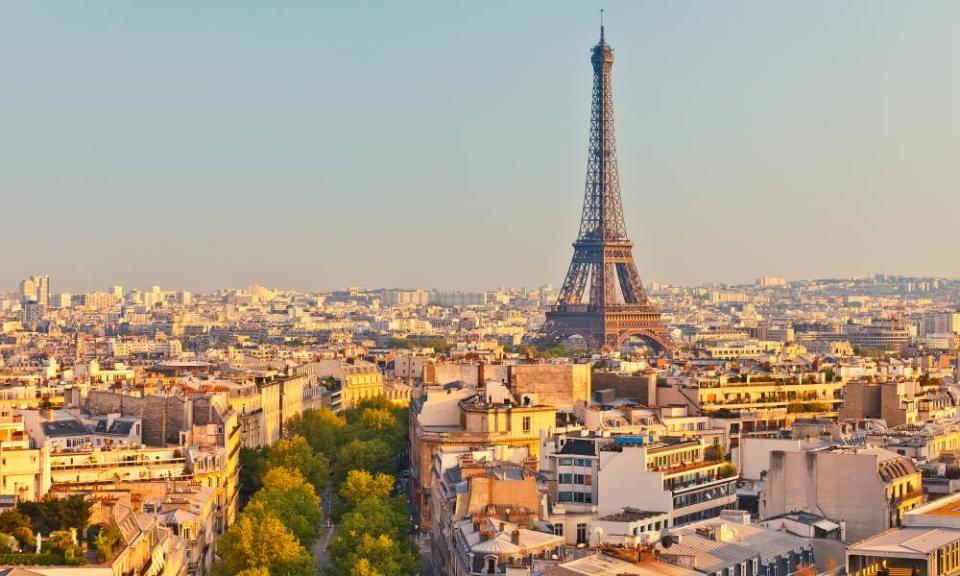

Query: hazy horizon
[4,1,960,293]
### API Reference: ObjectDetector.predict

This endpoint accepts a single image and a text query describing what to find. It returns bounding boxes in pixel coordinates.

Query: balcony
[51,456,186,471]
[652,460,720,476]
[668,472,738,494]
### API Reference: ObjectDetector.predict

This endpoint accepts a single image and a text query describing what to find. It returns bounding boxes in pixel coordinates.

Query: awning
[813,519,840,532]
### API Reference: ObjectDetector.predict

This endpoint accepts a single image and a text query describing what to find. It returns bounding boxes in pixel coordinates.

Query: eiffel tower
[539,25,674,353]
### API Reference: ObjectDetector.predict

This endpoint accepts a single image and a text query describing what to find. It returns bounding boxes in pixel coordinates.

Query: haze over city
[9,4,960,576]
[4,1,960,293]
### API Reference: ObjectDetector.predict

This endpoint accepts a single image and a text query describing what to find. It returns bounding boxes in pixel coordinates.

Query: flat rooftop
[923,499,960,517]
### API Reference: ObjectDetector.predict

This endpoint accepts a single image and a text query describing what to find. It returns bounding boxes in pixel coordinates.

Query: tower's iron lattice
[539,26,674,353]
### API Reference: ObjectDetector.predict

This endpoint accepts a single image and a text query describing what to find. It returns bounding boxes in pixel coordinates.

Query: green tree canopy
[0,509,36,549]
[339,470,394,506]
[331,533,416,576]
[266,434,331,493]
[286,408,344,459]
[349,558,385,576]
[18,494,92,537]
[214,511,314,576]
[235,569,271,576]
[239,447,268,504]
[247,467,322,546]
[0,532,19,553]
[334,439,395,483]
[49,529,84,565]
[330,496,413,563]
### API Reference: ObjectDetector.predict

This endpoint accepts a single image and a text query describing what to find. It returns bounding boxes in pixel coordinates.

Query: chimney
[511,529,521,545]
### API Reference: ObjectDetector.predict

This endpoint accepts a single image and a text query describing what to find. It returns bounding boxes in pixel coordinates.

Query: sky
[2,1,960,294]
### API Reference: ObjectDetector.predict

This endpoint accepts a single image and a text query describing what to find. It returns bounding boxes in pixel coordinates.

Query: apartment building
[410,381,556,531]
[544,434,737,536]
[761,446,924,543]
[309,358,384,409]
[866,421,960,461]
[662,375,844,417]
[430,446,543,576]
[658,512,815,576]
[0,411,44,501]
[847,492,960,576]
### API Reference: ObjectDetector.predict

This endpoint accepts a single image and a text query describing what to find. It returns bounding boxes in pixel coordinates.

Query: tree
[236,569,271,576]
[703,444,724,462]
[717,462,738,479]
[350,408,406,453]
[239,447,268,504]
[340,470,394,506]
[334,439,395,483]
[331,534,414,576]
[329,496,414,570]
[359,408,396,432]
[214,512,314,576]
[247,467,322,546]
[0,509,36,549]
[286,408,344,459]
[349,558,384,576]
[92,525,123,562]
[0,532,19,553]
[18,494,91,536]
[59,495,93,536]
[267,434,331,493]
[49,529,84,565]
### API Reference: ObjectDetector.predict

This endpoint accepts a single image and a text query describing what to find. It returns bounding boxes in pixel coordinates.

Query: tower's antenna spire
[600,9,605,42]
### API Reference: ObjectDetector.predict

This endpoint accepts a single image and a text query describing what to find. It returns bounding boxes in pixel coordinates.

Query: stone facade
[509,364,591,410]
[86,390,186,446]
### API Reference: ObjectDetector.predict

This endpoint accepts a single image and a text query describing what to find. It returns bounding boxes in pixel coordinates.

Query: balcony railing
[51,457,186,470]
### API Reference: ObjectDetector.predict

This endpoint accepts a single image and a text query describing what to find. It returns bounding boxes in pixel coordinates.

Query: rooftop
[848,527,960,556]
[598,508,669,523]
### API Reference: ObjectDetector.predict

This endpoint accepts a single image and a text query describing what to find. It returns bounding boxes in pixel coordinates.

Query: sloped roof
[849,527,960,555]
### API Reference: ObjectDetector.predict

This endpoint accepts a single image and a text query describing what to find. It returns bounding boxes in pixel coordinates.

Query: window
[553,523,564,536]
[559,473,573,484]
[574,474,585,484]
[522,416,531,433]
[559,491,573,502]
[560,458,573,466]
[575,458,590,467]
[576,523,588,545]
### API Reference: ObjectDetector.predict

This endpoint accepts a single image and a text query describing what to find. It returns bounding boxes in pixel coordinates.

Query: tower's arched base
[538,306,675,355]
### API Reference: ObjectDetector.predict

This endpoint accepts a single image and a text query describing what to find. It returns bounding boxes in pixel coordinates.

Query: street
[418,531,433,575]
[312,490,336,573]
[312,523,337,573]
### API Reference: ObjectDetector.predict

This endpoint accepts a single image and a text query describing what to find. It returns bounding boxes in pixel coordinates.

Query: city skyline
[5,2,960,292]
[6,5,960,575]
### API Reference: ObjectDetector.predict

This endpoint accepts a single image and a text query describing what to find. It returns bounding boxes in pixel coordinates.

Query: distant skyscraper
[54,292,73,309]
[539,26,672,352]
[20,275,50,308]
[19,278,37,302]
[21,300,44,329]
